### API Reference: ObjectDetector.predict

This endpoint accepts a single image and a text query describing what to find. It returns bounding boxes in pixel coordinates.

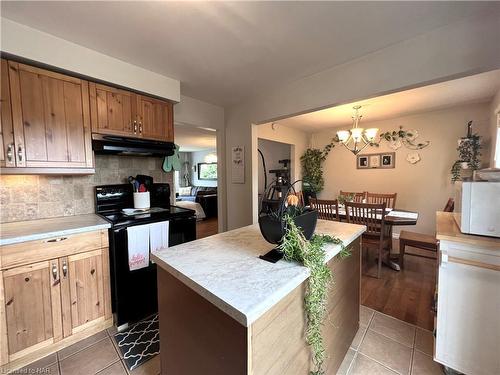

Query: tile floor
[11,327,159,375]
[337,306,443,375]
[11,306,442,375]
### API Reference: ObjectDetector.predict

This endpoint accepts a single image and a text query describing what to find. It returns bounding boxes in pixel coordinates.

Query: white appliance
[454,181,500,237]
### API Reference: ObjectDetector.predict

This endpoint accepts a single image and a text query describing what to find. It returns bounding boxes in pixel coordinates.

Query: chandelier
[336,106,378,155]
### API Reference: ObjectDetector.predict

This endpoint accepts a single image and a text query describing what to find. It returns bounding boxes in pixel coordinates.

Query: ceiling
[265,69,500,133]
[2,2,499,107]
[174,125,216,152]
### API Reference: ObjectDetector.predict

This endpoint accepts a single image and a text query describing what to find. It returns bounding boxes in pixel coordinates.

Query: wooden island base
[157,238,360,375]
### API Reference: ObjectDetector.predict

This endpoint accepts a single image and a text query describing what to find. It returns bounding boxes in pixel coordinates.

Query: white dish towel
[150,221,169,253]
[127,224,150,271]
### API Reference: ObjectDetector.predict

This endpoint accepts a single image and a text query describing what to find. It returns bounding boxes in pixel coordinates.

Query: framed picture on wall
[381,153,395,168]
[357,155,369,169]
[369,155,381,168]
[357,152,396,169]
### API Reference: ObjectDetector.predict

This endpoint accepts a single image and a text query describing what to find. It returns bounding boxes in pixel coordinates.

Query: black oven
[96,183,196,328]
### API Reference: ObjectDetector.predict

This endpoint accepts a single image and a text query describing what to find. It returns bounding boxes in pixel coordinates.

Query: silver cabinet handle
[6,143,14,162]
[62,260,68,277]
[139,122,143,134]
[133,120,137,134]
[17,144,23,162]
[52,263,58,281]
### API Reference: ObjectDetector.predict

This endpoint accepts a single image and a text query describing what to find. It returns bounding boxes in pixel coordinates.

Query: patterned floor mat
[114,314,160,371]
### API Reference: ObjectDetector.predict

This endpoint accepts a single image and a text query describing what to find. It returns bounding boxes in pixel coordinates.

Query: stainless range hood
[92,134,175,157]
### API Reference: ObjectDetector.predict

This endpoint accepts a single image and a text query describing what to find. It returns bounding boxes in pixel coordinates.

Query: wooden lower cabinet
[3,260,63,359]
[0,231,112,372]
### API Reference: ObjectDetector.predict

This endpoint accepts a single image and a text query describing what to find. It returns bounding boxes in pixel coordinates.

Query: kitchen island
[151,219,365,375]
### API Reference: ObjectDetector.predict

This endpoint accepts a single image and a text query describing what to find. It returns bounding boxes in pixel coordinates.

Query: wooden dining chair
[344,202,390,278]
[366,192,397,209]
[339,191,366,203]
[398,198,454,269]
[309,198,340,221]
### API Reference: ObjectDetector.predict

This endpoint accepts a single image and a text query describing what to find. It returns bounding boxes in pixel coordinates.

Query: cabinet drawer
[0,230,108,270]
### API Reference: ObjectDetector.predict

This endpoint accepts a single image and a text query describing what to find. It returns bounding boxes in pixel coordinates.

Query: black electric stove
[96,184,196,328]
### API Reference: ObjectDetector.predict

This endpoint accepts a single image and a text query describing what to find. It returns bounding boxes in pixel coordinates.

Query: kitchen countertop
[151,219,366,327]
[436,212,500,250]
[0,214,111,246]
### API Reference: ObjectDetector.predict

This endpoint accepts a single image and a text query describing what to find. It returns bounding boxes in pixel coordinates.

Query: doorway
[174,124,219,239]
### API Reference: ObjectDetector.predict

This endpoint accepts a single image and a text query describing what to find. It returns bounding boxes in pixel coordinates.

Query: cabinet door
[90,82,137,137]
[137,95,173,141]
[64,249,111,333]
[0,59,15,167]
[435,250,500,375]
[2,260,63,359]
[8,62,93,169]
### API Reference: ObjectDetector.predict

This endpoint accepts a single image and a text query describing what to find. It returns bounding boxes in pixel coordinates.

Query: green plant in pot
[451,121,482,182]
[258,182,350,374]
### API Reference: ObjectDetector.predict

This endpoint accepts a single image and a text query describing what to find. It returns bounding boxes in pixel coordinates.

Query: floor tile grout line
[356,352,400,375]
[345,350,358,375]
[366,326,415,349]
[95,358,122,375]
[58,334,109,362]
[372,310,421,331]
[364,306,432,333]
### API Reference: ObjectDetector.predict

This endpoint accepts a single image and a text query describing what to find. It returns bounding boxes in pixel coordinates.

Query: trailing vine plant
[377,126,430,149]
[279,215,351,375]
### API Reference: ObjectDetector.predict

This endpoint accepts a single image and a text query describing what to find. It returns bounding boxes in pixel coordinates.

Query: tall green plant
[301,140,335,193]
[279,216,350,375]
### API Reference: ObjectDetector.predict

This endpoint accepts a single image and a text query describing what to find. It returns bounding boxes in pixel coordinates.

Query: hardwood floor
[196,217,218,239]
[361,251,436,331]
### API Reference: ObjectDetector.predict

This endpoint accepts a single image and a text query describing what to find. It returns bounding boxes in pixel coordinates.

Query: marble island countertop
[0,214,111,246]
[151,219,366,327]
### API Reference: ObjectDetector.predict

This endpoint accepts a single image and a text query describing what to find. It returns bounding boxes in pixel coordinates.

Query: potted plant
[258,182,318,261]
[451,121,481,182]
[258,182,350,374]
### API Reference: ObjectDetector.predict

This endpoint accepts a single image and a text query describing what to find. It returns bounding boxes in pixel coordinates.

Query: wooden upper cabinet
[90,82,173,142]
[7,61,93,170]
[3,260,63,358]
[137,95,174,142]
[1,59,15,168]
[89,82,137,137]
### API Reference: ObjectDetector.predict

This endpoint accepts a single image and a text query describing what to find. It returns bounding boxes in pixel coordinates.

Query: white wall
[225,13,500,230]
[191,149,218,187]
[0,18,180,101]
[254,123,310,222]
[490,88,500,167]
[257,139,292,196]
[311,102,491,235]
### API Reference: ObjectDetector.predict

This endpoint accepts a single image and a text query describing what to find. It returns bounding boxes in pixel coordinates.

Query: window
[198,163,217,180]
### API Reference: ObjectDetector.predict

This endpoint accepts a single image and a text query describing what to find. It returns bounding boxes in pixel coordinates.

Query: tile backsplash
[0,155,173,223]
